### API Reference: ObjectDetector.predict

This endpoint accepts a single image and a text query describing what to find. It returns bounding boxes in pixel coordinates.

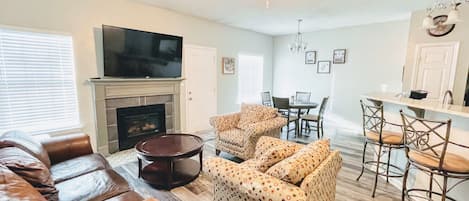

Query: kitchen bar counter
[361,92,469,201]
[362,92,469,118]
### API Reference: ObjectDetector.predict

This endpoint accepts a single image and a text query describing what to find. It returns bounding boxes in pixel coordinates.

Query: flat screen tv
[102,25,183,78]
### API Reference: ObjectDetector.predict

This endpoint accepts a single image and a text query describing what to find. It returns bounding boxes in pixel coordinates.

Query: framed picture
[317,61,331,74]
[222,57,235,74]
[305,51,317,64]
[333,49,346,64]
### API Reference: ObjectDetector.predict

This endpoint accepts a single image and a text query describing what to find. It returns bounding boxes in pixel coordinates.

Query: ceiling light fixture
[265,0,270,8]
[289,19,307,53]
[423,0,468,28]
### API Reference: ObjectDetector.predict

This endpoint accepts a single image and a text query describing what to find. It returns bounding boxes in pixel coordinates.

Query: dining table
[289,101,319,135]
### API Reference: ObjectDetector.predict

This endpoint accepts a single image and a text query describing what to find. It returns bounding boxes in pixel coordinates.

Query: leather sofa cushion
[104,191,144,201]
[0,147,58,200]
[237,104,278,130]
[51,153,111,183]
[56,169,131,201]
[266,139,330,184]
[0,130,51,168]
[0,164,47,201]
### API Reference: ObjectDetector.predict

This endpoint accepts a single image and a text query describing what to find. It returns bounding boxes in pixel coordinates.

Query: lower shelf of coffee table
[140,158,200,189]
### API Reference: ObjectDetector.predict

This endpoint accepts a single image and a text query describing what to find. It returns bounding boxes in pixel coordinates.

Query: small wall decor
[426,15,456,37]
[222,57,235,74]
[305,51,317,64]
[317,61,331,74]
[333,49,347,64]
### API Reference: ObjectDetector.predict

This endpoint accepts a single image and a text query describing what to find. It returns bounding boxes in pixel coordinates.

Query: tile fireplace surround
[89,78,183,155]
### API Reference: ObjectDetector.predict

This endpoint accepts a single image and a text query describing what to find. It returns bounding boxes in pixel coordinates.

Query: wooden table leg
[297,109,302,136]
[199,151,203,172]
[167,159,174,189]
[138,158,142,178]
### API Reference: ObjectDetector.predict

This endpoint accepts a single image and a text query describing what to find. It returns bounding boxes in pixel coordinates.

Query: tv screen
[102,25,183,78]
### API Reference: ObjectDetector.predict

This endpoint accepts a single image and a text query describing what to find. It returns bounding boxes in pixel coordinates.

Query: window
[238,54,264,103]
[0,27,80,135]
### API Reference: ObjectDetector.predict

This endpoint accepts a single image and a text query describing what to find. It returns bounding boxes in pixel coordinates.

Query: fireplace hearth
[117,104,166,150]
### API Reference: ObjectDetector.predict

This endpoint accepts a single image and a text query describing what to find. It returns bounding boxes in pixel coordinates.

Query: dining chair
[400,111,469,201]
[300,97,329,139]
[295,91,312,103]
[260,91,273,107]
[356,100,405,198]
[272,96,298,140]
[295,92,312,116]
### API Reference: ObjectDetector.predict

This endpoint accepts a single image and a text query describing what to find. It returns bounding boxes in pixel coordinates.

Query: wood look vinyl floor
[114,129,402,201]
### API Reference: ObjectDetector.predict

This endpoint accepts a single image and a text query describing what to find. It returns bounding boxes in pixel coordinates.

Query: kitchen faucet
[442,90,454,105]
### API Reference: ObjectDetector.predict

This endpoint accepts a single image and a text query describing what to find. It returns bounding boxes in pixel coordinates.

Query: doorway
[183,45,217,132]
[411,42,459,101]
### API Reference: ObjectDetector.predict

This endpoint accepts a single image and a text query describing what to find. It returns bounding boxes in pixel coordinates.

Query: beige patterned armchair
[209,104,287,160]
[205,136,343,201]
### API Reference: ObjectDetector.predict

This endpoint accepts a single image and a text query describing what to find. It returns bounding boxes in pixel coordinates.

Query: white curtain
[238,54,264,104]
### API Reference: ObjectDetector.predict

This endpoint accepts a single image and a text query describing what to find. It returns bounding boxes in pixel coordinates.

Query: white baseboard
[325,113,362,134]
[98,145,110,156]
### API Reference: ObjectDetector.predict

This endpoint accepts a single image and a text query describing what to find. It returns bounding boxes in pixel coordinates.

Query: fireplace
[117,104,166,150]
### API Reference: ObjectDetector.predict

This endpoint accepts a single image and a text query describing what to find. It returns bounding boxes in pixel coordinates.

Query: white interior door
[412,42,459,100]
[184,45,217,132]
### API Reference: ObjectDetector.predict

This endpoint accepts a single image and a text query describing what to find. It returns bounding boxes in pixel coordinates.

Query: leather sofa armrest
[209,113,241,132]
[40,133,93,165]
[205,157,307,201]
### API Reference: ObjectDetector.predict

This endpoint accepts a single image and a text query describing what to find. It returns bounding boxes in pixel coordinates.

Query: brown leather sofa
[0,130,144,201]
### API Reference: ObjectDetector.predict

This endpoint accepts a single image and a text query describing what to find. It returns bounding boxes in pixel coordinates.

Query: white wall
[273,20,410,126]
[0,0,273,149]
[403,7,469,105]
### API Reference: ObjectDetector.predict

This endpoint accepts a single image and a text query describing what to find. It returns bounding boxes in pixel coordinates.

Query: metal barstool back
[361,100,385,143]
[357,100,405,198]
[400,111,469,201]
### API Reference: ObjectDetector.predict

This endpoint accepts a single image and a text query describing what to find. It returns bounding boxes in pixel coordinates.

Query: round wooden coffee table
[135,134,204,189]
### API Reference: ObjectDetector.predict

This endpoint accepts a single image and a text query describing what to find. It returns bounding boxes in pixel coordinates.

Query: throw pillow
[253,143,302,172]
[254,136,302,158]
[265,139,330,184]
[0,147,58,201]
[237,104,278,130]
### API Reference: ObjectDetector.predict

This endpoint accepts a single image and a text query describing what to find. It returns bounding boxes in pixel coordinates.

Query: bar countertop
[362,92,469,118]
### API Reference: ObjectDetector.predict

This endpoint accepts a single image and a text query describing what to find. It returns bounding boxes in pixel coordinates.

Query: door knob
[188,91,192,95]
[189,98,193,101]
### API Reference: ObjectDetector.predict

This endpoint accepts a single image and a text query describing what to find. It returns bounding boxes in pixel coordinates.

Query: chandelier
[289,19,308,53]
[423,0,469,28]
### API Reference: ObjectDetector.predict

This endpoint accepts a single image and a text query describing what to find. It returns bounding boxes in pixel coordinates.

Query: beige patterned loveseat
[205,136,343,201]
[209,104,287,160]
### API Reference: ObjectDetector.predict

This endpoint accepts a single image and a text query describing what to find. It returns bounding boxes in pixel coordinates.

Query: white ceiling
[140,0,431,36]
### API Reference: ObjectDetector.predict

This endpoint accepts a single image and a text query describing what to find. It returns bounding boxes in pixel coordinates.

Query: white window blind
[0,27,80,135]
[238,54,264,103]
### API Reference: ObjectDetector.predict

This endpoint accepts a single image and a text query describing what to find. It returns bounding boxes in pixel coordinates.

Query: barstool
[400,111,469,201]
[356,100,405,197]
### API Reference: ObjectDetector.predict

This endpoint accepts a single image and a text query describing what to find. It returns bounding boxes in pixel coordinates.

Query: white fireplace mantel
[89,78,184,155]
